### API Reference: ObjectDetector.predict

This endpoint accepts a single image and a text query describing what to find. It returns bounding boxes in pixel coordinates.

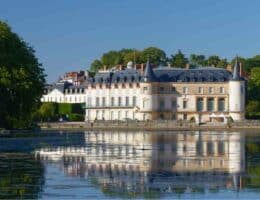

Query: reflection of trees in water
[244,137,260,188]
[0,153,44,199]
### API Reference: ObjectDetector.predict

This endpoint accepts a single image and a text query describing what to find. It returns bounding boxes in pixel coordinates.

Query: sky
[1,0,260,82]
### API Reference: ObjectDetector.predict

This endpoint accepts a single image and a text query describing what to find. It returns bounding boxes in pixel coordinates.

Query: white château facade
[41,59,245,123]
[84,60,245,122]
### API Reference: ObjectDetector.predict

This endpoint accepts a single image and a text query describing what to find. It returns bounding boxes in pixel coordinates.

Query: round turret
[127,61,133,69]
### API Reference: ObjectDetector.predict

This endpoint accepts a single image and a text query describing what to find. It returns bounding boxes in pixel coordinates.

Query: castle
[85,59,245,123]
[41,59,245,123]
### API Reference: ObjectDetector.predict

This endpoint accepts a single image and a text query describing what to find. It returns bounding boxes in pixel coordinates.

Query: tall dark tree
[0,21,45,129]
[141,47,166,65]
[170,50,188,68]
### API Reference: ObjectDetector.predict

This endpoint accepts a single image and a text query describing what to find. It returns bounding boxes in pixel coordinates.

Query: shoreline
[38,121,260,132]
[1,121,260,135]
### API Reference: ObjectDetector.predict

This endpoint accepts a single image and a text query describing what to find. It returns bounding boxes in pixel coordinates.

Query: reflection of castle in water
[35,131,245,194]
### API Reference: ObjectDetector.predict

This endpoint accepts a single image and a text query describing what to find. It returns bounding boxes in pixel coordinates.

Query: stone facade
[84,60,245,123]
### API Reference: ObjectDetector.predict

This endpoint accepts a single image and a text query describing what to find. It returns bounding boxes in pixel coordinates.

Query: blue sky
[1,0,260,82]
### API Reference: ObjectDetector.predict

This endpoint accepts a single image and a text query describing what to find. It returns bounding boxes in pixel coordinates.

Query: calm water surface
[0,131,260,199]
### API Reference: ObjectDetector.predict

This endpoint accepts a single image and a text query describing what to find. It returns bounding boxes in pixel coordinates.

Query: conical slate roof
[143,60,157,82]
[232,57,240,80]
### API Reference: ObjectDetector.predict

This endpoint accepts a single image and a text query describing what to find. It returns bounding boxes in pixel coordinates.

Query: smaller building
[41,81,86,103]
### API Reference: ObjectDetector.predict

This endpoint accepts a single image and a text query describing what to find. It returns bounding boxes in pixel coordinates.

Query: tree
[247,67,260,101]
[217,58,228,68]
[189,54,206,66]
[170,50,188,68]
[246,67,260,119]
[207,55,221,67]
[123,50,142,65]
[246,101,260,119]
[0,21,45,129]
[90,59,103,72]
[101,50,123,68]
[141,47,166,65]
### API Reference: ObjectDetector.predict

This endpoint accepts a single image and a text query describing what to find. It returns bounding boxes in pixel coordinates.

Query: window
[183,100,187,109]
[209,87,214,94]
[171,87,176,92]
[111,97,114,106]
[159,99,165,109]
[172,99,176,108]
[118,111,121,120]
[143,87,148,91]
[159,87,164,92]
[183,113,187,120]
[207,98,214,111]
[102,110,105,119]
[207,141,214,155]
[241,85,244,94]
[198,87,203,94]
[87,97,92,106]
[125,111,128,119]
[218,98,225,111]
[183,87,188,94]
[118,97,121,106]
[126,97,129,106]
[96,97,100,106]
[133,96,136,106]
[220,87,224,94]
[197,98,204,111]
[218,142,225,155]
[96,110,99,120]
[111,111,114,120]
[102,97,106,106]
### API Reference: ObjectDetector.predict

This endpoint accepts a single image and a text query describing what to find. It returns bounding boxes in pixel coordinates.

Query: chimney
[239,62,243,77]
[185,63,190,69]
[226,64,232,72]
[141,63,144,75]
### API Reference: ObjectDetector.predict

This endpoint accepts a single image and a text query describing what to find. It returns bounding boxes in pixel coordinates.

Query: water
[0,130,260,199]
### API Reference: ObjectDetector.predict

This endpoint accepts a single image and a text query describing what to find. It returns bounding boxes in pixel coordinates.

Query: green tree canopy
[170,50,188,68]
[189,54,207,66]
[0,21,45,129]
[101,50,123,68]
[141,47,166,65]
[207,55,221,67]
[217,58,228,68]
[90,59,103,72]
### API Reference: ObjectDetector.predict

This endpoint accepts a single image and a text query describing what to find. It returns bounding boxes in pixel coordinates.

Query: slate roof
[232,57,240,80]
[89,66,236,84]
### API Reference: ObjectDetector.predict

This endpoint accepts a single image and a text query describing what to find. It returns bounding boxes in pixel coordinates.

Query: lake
[0,130,259,199]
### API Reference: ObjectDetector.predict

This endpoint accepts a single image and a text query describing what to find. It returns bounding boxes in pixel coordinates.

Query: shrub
[68,113,84,121]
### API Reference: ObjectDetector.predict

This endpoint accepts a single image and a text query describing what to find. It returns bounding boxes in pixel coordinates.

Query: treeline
[33,103,85,122]
[89,47,260,73]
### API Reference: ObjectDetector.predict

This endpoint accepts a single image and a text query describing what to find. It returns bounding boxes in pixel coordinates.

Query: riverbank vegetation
[0,21,45,129]
[33,102,85,122]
